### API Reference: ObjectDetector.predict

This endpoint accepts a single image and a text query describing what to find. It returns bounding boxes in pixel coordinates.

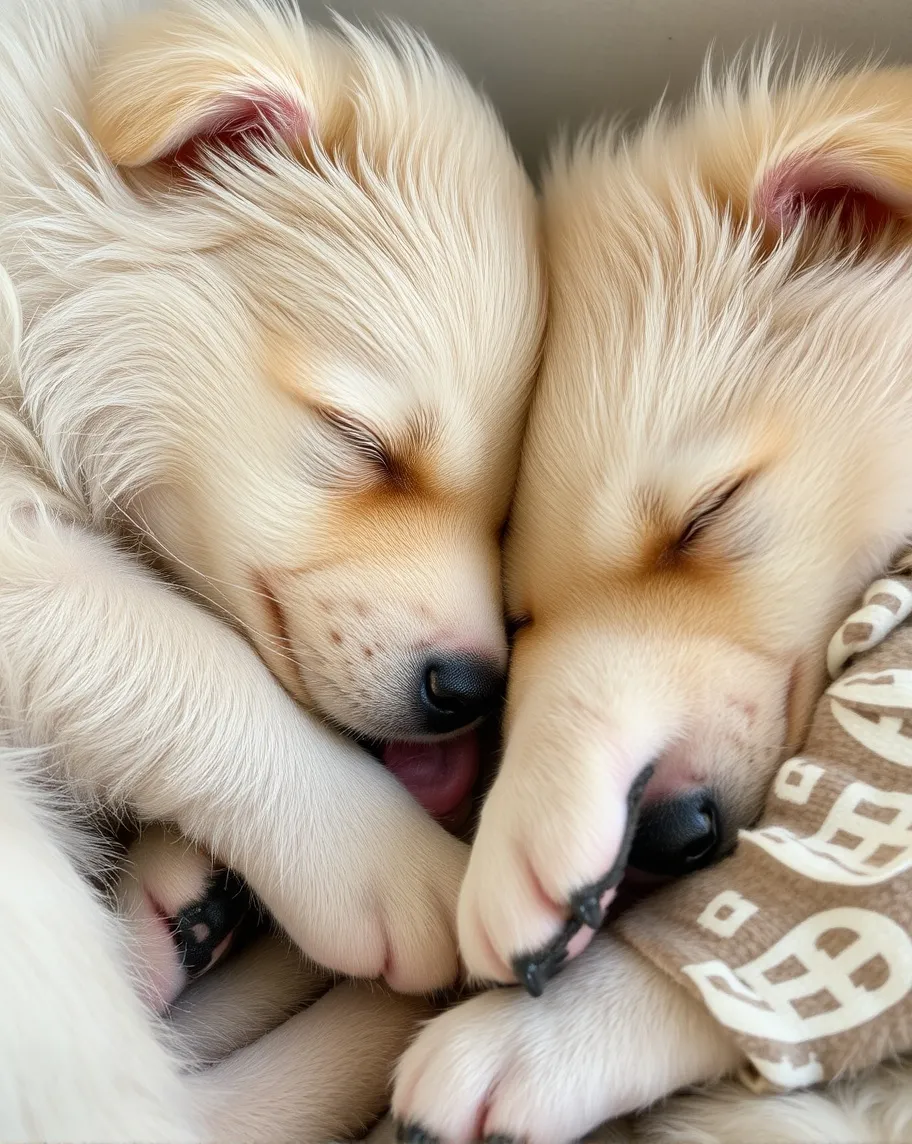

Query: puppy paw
[115,824,254,1012]
[391,934,732,1144]
[392,985,608,1144]
[363,820,469,994]
[456,761,653,991]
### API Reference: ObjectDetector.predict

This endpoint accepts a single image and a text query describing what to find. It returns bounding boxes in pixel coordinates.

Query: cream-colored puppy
[0,0,543,1138]
[393,54,912,1143]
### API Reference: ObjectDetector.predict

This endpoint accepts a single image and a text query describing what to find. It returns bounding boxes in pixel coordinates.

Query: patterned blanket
[620,576,912,1091]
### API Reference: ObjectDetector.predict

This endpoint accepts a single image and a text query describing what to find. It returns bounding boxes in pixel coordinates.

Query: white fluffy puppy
[393,52,912,1144]
[0,0,543,1138]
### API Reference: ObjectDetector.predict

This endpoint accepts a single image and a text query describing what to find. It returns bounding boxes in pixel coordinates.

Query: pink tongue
[382,731,480,819]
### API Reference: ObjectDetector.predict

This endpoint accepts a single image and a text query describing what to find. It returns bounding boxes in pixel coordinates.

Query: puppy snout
[628,788,721,877]
[417,653,504,734]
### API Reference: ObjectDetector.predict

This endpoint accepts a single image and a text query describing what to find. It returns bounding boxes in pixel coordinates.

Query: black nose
[628,789,721,877]
[417,654,504,734]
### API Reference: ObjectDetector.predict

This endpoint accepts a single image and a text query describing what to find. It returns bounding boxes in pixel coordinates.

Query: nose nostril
[416,655,504,734]
[423,666,459,712]
[629,788,722,877]
[681,802,718,866]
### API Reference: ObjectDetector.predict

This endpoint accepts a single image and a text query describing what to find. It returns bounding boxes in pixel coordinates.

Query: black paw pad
[395,1122,440,1144]
[171,868,254,979]
[513,762,655,998]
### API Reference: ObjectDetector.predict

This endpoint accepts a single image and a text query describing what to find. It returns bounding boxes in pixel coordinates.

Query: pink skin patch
[135,889,241,1014]
[756,154,912,237]
[138,894,189,1014]
[167,90,311,169]
[637,739,704,805]
[382,730,480,821]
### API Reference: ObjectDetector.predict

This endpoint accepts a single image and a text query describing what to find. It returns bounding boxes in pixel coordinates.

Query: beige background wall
[298,0,912,163]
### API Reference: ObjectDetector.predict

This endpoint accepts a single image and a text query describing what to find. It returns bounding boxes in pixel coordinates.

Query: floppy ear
[748,72,912,243]
[755,149,912,239]
[89,3,349,168]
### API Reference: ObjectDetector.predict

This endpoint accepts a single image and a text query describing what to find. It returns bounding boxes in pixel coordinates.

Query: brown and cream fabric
[619,577,912,1091]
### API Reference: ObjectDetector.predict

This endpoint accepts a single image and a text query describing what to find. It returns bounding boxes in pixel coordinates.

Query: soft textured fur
[392,52,912,1143]
[0,0,543,1138]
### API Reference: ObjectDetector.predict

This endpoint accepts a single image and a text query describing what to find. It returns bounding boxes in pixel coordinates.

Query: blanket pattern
[619,577,912,1091]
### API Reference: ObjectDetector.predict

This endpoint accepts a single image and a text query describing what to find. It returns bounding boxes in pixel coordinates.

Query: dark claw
[567,761,654,915]
[513,954,547,999]
[514,763,655,998]
[512,915,581,999]
[395,1122,440,1144]
[570,888,603,931]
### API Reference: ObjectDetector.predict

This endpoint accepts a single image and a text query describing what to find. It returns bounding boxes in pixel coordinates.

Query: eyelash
[316,407,394,476]
[676,477,749,551]
[506,612,532,642]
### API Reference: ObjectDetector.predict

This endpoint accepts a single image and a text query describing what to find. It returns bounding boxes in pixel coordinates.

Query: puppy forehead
[241,188,539,428]
[531,321,777,496]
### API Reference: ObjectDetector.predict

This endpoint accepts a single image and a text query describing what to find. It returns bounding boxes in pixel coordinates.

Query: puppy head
[82,1,543,814]
[454,58,912,986]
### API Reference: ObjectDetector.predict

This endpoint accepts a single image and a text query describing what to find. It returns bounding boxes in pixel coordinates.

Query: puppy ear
[746,72,912,244]
[755,151,912,240]
[89,3,348,168]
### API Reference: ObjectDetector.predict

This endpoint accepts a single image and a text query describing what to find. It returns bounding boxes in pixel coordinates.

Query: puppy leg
[0,751,197,1143]
[189,981,432,1143]
[392,934,741,1144]
[0,497,466,991]
[626,1060,912,1144]
[170,933,330,1065]
[454,629,681,986]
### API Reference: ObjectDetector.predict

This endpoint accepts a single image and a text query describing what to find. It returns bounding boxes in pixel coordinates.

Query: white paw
[288,779,470,995]
[456,759,651,989]
[115,824,251,1012]
[451,629,677,991]
[281,741,476,993]
[355,816,469,994]
[390,935,723,1144]
[392,985,611,1144]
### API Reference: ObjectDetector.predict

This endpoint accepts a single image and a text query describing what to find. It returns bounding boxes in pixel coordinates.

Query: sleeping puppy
[0,0,543,1137]
[392,52,912,1143]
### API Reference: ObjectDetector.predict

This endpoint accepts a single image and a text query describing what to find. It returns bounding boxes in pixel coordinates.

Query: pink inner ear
[168,89,311,168]
[755,154,911,238]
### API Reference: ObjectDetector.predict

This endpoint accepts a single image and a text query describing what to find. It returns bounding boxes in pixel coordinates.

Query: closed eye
[506,611,532,646]
[675,475,751,552]
[316,406,391,470]
[312,404,421,491]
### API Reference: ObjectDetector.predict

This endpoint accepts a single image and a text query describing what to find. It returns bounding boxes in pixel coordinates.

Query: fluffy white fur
[392,51,912,1144]
[0,0,543,1138]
